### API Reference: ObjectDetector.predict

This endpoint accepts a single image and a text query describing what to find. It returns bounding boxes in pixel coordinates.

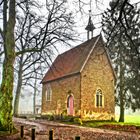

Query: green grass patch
[82,115,140,128]
[82,120,117,128]
[80,115,140,132]
[126,115,140,123]
[61,115,140,132]
[115,115,140,124]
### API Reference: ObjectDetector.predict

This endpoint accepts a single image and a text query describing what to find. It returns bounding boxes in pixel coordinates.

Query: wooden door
[67,95,74,115]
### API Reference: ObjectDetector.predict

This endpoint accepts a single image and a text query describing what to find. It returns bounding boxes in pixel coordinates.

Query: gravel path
[0,118,139,140]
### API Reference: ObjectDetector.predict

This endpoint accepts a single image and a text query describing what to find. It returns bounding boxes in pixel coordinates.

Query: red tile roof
[42,35,102,83]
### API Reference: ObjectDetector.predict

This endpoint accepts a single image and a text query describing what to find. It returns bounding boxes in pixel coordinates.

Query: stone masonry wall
[81,42,115,120]
[41,74,81,116]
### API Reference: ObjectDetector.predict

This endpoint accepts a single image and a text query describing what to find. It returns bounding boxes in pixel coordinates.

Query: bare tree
[13,0,77,116]
[0,0,76,130]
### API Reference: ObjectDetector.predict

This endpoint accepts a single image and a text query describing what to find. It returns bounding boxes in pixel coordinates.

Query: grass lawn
[82,115,140,127]
[80,115,140,132]
[62,115,140,132]
[115,115,140,125]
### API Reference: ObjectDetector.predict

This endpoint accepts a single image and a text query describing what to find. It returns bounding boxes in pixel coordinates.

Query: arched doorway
[67,95,74,115]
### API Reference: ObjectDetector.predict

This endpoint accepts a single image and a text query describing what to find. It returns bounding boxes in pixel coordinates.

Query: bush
[74,118,83,125]
[62,109,67,115]
[41,115,49,119]
[48,115,54,121]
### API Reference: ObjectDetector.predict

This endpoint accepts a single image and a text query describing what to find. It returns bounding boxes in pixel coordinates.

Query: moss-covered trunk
[0,57,15,130]
[0,0,15,131]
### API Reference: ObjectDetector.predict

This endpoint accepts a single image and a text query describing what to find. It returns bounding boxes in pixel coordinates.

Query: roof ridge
[80,35,101,72]
[42,34,101,83]
[58,35,100,57]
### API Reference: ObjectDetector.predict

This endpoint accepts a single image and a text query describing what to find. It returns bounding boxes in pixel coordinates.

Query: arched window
[46,84,52,101]
[96,89,103,107]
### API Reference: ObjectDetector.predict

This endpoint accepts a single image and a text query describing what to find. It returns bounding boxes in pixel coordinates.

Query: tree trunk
[0,0,16,131]
[33,73,37,115]
[0,58,15,130]
[13,78,22,116]
[119,87,125,122]
[119,44,125,122]
[13,56,23,116]
[119,77,125,122]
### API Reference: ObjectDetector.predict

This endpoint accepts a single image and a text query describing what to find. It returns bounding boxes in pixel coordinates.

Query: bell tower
[85,10,95,40]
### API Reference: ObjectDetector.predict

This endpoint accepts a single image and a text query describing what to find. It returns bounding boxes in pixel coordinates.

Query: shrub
[62,115,73,122]
[48,115,54,121]
[41,115,49,119]
[74,118,83,125]
[62,109,67,115]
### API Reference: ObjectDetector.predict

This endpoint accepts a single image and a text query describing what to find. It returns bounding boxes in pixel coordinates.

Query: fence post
[20,125,24,138]
[49,129,54,140]
[75,136,80,140]
[31,128,35,140]
[9,123,13,134]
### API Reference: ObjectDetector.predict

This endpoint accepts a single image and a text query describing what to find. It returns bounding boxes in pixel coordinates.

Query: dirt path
[0,118,139,140]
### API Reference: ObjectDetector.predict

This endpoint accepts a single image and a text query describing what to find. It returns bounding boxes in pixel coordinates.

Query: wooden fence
[20,125,81,140]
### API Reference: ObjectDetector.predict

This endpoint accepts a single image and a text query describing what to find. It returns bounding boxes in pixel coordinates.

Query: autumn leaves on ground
[0,116,140,140]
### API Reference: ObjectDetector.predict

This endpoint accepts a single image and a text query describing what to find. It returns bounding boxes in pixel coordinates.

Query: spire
[85,10,95,40]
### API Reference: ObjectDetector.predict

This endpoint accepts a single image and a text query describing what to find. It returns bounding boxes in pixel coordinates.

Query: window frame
[95,89,103,107]
[46,84,52,101]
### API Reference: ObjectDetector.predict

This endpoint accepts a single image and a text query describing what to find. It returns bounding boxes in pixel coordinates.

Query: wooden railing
[20,125,81,140]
